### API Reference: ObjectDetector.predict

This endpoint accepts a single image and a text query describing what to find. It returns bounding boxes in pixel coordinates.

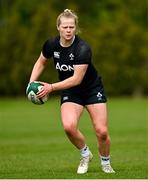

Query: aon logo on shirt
[56,62,74,71]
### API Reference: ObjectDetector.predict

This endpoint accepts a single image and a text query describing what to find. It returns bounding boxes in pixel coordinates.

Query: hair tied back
[64,9,72,13]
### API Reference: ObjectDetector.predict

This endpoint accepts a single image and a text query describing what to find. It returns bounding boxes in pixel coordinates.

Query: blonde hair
[56,9,79,33]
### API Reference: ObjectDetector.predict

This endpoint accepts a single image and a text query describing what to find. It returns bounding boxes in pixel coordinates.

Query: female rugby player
[29,9,115,174]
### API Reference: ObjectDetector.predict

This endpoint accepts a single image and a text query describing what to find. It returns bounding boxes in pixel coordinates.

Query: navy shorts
[61,81,107,106]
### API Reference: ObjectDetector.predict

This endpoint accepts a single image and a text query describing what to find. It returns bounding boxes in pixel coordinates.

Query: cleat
[77,151,93,174]
[101,164,115,173]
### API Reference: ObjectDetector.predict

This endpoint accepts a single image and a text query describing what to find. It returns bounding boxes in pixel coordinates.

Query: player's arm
[29,52,48,82]
[52,64,88,90]
[37,64,88,98]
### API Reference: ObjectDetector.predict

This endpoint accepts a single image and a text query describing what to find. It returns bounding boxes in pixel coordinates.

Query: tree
[0,0,147,96]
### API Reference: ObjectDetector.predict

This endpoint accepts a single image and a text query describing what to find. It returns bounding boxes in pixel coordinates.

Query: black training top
[42,35,100,93]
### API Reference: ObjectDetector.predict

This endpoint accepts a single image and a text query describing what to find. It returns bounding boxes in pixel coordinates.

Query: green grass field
[0,97,148,179]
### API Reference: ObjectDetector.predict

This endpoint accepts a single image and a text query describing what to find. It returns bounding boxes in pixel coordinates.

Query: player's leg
[86,103,110,156]
[61,102,93,174]
[61,102,85,149]
[86,103,115,173]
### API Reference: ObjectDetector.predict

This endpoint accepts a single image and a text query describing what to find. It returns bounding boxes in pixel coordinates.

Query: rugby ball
[26,81,48,105]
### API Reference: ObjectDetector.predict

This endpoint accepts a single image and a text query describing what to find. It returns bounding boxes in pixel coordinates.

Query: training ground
[0,97,148,179]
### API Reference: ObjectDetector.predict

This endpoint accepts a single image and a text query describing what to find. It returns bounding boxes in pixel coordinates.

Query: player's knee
[63,124,76,136]
[96,128,108,141]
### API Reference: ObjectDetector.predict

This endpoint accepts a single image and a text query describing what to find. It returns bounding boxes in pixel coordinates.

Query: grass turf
[0,97,148,179]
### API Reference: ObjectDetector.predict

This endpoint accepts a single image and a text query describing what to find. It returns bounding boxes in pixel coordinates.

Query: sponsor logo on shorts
[63,96,69,101]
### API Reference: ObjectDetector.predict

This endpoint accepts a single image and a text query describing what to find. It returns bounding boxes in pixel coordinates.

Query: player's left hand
[37,82,53,98]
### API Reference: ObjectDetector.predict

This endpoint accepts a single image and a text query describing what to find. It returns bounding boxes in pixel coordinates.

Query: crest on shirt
[54,51,60,58]
[69,53,74,60]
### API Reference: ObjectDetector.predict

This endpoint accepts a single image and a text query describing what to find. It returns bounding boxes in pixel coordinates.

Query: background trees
[0,0,147,96]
